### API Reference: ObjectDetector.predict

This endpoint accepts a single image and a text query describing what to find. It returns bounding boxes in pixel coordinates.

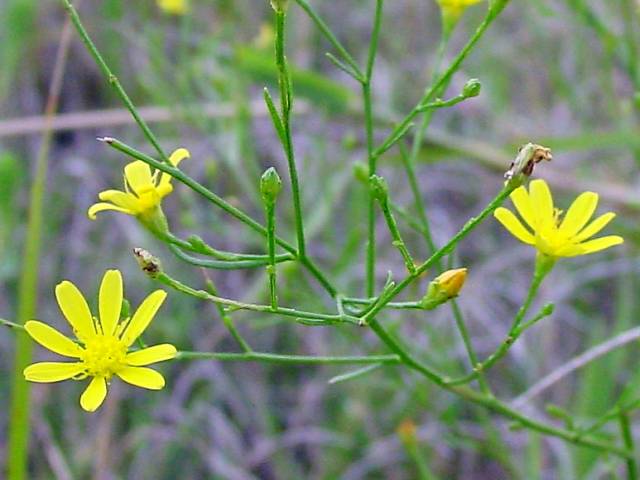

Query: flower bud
[420,268,467,310]
[353,162,369,184]
[260,167,282,205]
[270,0,289,13]
[369,174,389,202]
[462,78,481,98]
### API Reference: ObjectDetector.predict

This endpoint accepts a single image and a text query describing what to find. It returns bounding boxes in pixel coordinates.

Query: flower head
[88,148,189,232]
[24,270,176,412]
[157,0,188,15]
[494,179,623,258]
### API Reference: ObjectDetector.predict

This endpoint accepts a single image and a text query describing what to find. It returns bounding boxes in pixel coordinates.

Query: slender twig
[156,272,359,325]
[274,9,306,258]
[618,413,638,480]
[176,351,401,365]
[60,0,167,162]
[364,0,385,297]
[446,303,554,386]
[200,272,252,353]
[375,4,507,157]
[294,0,364,81]
[168,245,291,270]
[371,176,416,274]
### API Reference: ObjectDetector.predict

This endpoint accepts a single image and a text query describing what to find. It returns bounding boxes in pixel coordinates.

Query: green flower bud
[260,167,282,205]
[462,78,481,98]
[369,174,389,202]
[353,162,369,184]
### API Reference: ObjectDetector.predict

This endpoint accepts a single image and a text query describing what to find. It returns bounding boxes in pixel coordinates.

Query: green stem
[404,441,436,480]
[157,272,359,325]
[60,0,168,162]
[100,137,338,297]
[377,194,416,274]
[265,201,278,309]
[445,301,554,386]
[375,4,506,157]
[364,0,384,297]
[450,299,491,394]
[362,185,515,324]
[201,275,252,352]
[293,0,363,81]
[618,413,638,480]
[164,231,293,262]
[342,297,423,310]
[275,9,306,258]
[168,244,291,270]
[176,351,400,364]
[367,316,632,458]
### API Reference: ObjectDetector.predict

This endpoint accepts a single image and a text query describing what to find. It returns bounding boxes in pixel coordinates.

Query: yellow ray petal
[121,290,167,346]
[98,190,140,211]
[117,366,166,390]
[25,321,82,358]
[99,270,123,336]
[88,202,135,220]
[55,281,95,341]
[559,191,598,237]
[529,180,554,224]
[158,148,190,192]
[24,362,85,382]
[494,208,535,244]
[80,376,108,412]
[571,235,624,256]
[124,161,154,195]
[573,212,616,242]
[126,344,177,366]
[510,186,537,229]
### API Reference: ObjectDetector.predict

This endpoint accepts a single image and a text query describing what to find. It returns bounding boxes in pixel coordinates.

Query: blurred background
[0,0,639,478]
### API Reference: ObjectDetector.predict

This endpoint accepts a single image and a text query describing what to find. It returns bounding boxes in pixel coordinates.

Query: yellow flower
[24,270,176,412]
[88,148,189,223]
[494,179,623,258]
[157,0,188,15]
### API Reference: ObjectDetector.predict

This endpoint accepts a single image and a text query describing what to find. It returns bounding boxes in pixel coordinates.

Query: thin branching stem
[176,351,400,365]
[364,0,384,297]
[100,137,337,297]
